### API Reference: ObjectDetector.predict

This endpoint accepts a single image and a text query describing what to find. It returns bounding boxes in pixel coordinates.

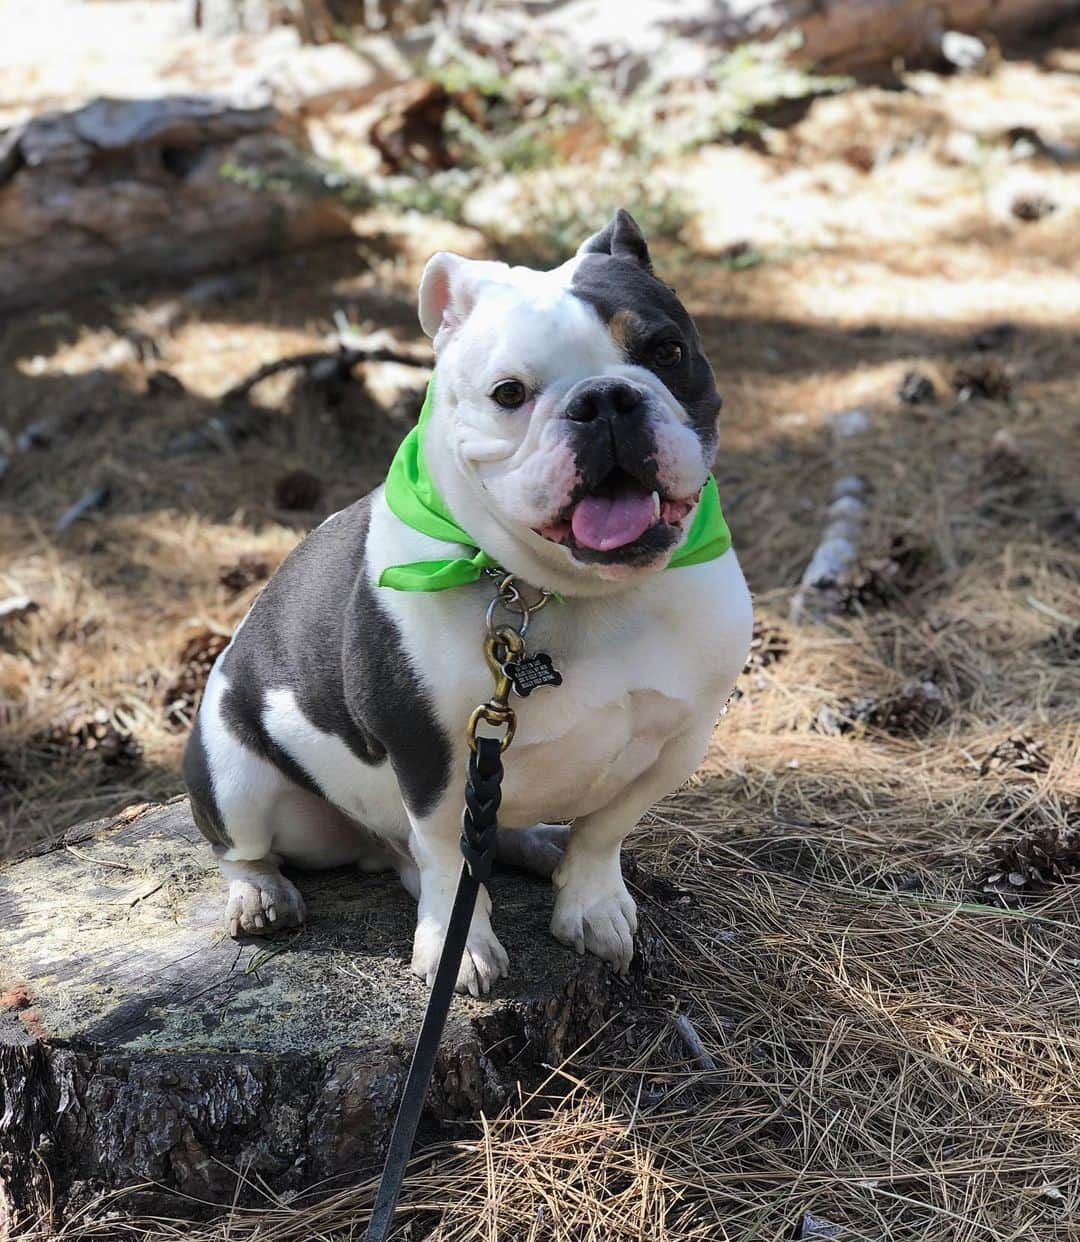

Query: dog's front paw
[550,864,637,974]
[411,913,509,998]
[225,872,306,937]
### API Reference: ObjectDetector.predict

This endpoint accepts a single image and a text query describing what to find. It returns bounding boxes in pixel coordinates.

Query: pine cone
[953,354,1012,401]
[980,734,1051,777]
[38,708,142,769]
[745,621,789,673]
[163,629,229,729]
[976,824,1080,905]
[273,468,323,511]
[1040,627,1080,663]
[816,680,946,737]
[219,556,270,596]
[868,680,946,734]
[898,370,935,404]
[834,537,927,611]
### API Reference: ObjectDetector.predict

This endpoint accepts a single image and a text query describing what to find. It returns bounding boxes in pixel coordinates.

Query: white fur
[364,490,752,987]
[420,258,711,597]
[194,248,752,994]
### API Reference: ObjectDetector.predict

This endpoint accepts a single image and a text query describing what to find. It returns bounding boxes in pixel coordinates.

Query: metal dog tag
[505,652,563,697]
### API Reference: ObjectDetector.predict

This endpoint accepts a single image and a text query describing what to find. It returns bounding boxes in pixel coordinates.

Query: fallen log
[0,800,638,1232]
[481,0,1069,74]
[0,95,356,314]
[676,0,1070,72]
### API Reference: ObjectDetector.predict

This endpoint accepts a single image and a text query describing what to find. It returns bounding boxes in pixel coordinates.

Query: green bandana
[379,379,732,591]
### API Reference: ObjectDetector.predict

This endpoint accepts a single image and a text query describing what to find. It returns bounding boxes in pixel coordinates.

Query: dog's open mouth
[534,468,699,557]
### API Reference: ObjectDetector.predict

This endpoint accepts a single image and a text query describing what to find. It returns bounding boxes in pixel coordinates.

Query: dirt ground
[2,13,1080,1242]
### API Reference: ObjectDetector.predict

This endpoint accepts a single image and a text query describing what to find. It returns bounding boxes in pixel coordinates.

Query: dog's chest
[449,608,715,825]
[500,684,689,824]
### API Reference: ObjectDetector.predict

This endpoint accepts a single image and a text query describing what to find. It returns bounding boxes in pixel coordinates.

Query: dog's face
[418,210,722,594]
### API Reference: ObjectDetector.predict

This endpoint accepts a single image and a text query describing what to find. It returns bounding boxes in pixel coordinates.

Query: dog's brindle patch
[185,497,452,842]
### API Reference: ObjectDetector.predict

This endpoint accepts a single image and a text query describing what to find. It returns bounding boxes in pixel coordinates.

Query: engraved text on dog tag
[505,652,563,697]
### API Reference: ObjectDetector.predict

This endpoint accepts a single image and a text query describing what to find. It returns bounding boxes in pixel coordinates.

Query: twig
[223,345,431,403]
[1027,595,1080,628]
[790,407,872,624]
[56,486,109,532]
[65,845,135,870]
[670,1013,717,1072]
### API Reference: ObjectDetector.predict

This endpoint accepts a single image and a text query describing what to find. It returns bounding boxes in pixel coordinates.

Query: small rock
[939,30,988,72]
[274,469,323,511]
[829,408,871,439]
[899,370,935,404]
[832,475,865,500]
[798,1210,842,1239]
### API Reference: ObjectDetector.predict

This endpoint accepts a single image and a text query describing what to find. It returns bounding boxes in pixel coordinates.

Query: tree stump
[0,800,635,1232]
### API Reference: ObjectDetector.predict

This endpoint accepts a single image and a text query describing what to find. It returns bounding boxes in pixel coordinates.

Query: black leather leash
[365,573,559,1242]
[364,737,503,1242]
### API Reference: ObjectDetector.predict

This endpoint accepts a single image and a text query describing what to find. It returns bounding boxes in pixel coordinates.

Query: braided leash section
[460,736,502,882]
[365,736,506,1242]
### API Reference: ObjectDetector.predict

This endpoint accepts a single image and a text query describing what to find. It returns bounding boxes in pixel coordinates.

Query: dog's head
[417,209,722,595]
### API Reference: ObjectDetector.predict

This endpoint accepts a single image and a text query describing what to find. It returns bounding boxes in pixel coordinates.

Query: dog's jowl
[184,209,753,996]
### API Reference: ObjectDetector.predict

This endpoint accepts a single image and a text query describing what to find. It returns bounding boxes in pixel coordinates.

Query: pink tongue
[571,482,656,551]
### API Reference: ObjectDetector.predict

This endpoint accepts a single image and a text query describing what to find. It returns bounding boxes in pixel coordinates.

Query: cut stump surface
[0,800,636,1229]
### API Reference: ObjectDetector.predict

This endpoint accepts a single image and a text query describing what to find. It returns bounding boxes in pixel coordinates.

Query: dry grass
[3,33,1080,1242]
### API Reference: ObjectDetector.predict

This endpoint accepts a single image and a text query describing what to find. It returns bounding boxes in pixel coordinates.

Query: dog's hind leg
[217,851,306,936]
[497,823,569,878]
[184,671,308,937]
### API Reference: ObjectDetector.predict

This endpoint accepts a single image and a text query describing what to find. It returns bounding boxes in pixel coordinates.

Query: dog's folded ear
[418,251,469,344]
[418,253,513,348]
[577,208,653,274]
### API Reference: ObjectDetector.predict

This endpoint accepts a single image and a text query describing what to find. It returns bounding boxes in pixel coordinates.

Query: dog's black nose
[565,378,643,423]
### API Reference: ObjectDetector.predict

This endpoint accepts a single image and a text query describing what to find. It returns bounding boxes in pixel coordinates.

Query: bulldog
[184,209,753,996]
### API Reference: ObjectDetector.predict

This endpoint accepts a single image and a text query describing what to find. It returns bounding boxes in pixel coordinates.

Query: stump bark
[0,800,635,1232]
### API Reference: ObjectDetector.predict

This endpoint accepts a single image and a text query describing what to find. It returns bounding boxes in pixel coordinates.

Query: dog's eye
[490,380,528,409]
[653,341,683,368]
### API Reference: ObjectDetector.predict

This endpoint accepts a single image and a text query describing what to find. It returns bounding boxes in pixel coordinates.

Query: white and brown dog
[184,210,753,996]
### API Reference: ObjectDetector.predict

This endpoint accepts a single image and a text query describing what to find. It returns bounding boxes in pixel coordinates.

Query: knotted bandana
[378,379,732,591]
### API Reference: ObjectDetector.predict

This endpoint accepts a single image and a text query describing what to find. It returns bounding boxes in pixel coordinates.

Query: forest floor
[2,11,1080,1240]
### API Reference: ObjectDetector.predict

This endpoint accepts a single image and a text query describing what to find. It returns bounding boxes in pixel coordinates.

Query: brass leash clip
[466,571,559,752]
[466,624,525,752]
